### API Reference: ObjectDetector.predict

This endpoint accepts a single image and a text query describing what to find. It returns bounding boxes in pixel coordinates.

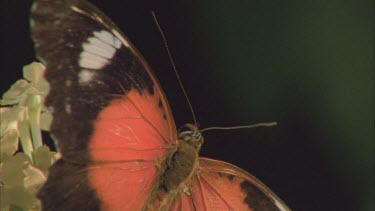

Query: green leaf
[33,146,57,173]
[1,153,30,187]
[0,62,53,211]
[0,153,45,210]
[23,62,49,94]
[0,80,31,106]
[0,107,20,136]
[40,110,52,131]
[23,162,46,193]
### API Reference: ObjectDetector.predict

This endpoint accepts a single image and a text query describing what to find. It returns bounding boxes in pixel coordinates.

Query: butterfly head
[178,124,204,152]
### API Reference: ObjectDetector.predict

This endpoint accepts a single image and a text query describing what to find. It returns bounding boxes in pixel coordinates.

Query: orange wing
[170,158,291,211]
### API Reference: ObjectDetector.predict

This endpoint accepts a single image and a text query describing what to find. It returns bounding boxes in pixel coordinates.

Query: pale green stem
[28,94,43,150]
[18,109,33,159]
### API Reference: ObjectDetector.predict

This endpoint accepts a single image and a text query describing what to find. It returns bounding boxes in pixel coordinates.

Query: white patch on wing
[93,30,119,48]
[86,37,116,56]
[79,30,122,69]
[65,80,72,87]
[82,39,116,59]
[111,30,130,48]
[47,106,54,113]
[79,51,108,69]
[113,35,122,49]
[65,103,72,114]
[78,69,95,84]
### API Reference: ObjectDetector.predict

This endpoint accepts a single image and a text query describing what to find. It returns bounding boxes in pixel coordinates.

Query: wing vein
[196,175,209,211]
[120,88,172,146]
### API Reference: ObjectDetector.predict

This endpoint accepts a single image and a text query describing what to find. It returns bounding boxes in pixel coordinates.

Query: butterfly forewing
[31,0,177,162]
[31,0,177,209]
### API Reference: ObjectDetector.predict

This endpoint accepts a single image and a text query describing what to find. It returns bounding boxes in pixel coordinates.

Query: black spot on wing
[240,180,280,211]
[157,99,167,120]
[218,172,235,181]
[158,99,163,108]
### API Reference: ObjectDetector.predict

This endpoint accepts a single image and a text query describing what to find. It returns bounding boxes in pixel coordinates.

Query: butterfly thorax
[143,124,203,210]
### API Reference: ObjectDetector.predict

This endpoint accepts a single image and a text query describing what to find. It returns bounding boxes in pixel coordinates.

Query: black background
[0,0,373,210]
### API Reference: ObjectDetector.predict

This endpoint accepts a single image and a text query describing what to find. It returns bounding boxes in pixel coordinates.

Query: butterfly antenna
[151,11,198,126]
[201,122,277,132]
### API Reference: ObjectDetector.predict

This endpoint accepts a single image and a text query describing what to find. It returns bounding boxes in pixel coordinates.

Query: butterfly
[31,0,291,210]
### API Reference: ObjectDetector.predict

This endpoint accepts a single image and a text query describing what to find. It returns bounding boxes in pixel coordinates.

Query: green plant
[0,62,58,210]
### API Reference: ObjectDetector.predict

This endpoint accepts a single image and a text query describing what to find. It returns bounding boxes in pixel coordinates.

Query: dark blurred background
[0,0,373,210]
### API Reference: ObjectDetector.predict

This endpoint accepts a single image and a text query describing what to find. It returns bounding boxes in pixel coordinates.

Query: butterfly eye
[178,123,197,139]
[178,130,194,141]
[178,124,203,150]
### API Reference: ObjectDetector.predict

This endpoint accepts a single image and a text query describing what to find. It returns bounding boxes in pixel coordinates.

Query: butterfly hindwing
[169,158,291,211]
[39,159,159,211]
